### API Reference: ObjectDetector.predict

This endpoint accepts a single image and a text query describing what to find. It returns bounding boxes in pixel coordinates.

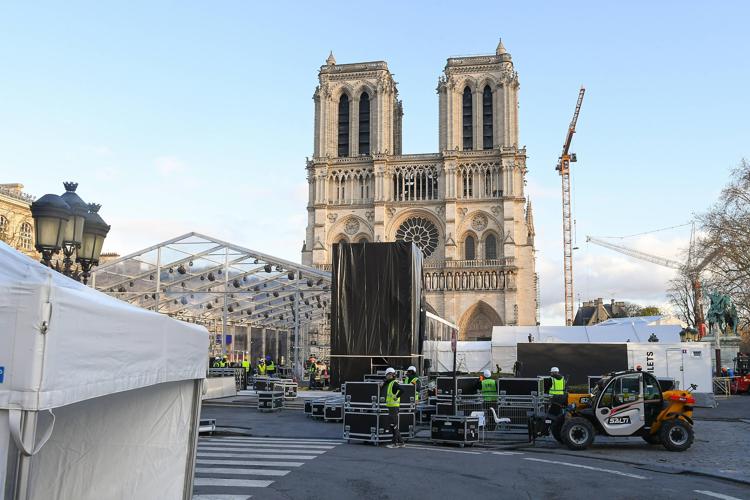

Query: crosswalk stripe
[193,478,273,488]
[195,468,290,477]
[203,437,342,444]
[192,495,251,500]
[199,447,326,455]
[197,459,303,467]
[199,453,318,460]
[200,442,336,450]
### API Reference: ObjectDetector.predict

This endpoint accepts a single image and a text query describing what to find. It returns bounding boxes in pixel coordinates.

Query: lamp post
[29,182,110,284]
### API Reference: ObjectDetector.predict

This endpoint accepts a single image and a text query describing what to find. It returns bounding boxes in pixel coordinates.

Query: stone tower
[303,40,538,339]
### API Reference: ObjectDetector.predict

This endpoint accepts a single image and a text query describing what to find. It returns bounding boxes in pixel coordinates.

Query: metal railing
[713,377,731,398]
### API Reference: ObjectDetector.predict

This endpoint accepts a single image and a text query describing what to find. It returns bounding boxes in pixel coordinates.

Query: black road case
[430,415,479,446]
[343,411,415,444]
[324,402,344,422]
[304,399,313,415]
[258,391,284,411]
[311,399,327,418]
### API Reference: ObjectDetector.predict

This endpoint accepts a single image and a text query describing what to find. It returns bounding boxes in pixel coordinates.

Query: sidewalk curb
[518,446,750,486]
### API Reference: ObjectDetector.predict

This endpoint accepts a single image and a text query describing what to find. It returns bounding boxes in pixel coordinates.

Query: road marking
[195,468,290,477]
[198,446,327,455]
[491,451,525,456]
[523,457,647,479]
[207,437,342,444]
[193,478,273,488]
[201,442,336,450]
[193,495,251,500]
[199,452,318,460]
[694,491,744,500]
[404,445,482,455]
[197,460,304,467]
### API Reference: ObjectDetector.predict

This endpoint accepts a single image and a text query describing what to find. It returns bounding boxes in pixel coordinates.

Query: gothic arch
[354,82,377,99]
[331,83,354,101]
[458,301,503,340]
[459,230,478,260]
[458,77,478,93]
[457,209,502,236]
[327,215,372,246]
[385,208,444,241]
[482,230,502,259]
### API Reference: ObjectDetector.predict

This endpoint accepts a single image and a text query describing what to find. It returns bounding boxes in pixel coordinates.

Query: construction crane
[557,87,586,326]
[586,234,721,336]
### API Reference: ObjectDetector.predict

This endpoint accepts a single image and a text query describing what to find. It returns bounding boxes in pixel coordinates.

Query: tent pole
[222,247,228,357]
[294,291,300,380]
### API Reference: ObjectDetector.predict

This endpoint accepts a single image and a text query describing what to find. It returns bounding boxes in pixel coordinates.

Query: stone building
[573,298,628,326]
[302,41,538,339]
[0,183,38,259]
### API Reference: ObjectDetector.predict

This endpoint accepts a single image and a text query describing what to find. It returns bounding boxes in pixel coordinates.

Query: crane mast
[558,87,585,326]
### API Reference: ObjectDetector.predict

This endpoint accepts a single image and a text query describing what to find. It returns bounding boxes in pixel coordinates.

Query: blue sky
[2,1,748,324]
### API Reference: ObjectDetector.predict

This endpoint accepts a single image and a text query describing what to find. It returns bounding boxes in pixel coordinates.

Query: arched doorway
[458,301,502,340]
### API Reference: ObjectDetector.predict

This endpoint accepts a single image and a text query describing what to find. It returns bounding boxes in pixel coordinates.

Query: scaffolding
[90,232,331,379]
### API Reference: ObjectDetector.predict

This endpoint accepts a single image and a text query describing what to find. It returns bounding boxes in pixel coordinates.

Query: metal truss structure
[90,233,332,371]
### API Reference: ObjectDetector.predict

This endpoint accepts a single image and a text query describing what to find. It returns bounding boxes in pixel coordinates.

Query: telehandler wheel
[561,417,595,451]
[641,433,661,445]
[551,416,564,443]
[660,419,694,452]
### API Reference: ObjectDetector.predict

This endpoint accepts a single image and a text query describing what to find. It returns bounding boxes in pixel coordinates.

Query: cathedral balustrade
[423,257,514,268]
[423,267,517,292]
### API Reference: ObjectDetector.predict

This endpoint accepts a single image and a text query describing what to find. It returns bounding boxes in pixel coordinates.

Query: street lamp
[77,203,110,284]
[30,193,70,266]
[29,182,110,284]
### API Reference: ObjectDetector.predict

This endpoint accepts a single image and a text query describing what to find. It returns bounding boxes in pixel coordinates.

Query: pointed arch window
[20,221,33,251]
[359,92,370,155]
[485,234,497,260]
[338,94,350,157]
[483,85,493,149]
[462,87,473,150]
[465,235,476,261]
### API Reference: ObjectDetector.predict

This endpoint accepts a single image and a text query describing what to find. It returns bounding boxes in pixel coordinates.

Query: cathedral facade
[302,41,538,339]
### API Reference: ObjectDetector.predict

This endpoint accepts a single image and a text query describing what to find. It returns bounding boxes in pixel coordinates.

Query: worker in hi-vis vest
[403,365,421,402]
[481,369,497,403]
[548,367,566,398]
[383,368,404,448]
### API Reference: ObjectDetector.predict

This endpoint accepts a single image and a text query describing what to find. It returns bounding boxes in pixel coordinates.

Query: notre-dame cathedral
[302,40,538,339]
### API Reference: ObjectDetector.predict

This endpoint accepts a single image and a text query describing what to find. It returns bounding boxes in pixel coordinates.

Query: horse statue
[707,291,739,337]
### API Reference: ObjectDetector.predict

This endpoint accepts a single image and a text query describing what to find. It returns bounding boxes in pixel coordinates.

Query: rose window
[395,217,439,257]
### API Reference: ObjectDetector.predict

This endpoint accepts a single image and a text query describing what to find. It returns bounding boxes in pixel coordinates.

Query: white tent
[491,325,683,374]
[0,243,209,500]
[423,340,492,373]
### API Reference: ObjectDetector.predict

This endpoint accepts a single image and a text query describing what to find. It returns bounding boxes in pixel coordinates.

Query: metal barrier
[713,377,731,398]
[208,367,246,391]
[450,392,548,435]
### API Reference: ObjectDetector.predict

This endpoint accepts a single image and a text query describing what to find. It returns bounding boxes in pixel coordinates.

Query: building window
[483,85,493,150]
[395,217,439,257]
[357,236,369,243]
[462,170,473,198]
[20,221,33,251]
[392,166,438,201]
[359,92,370,155]
[338,94,350,157]
[462,87,473,150]
[465,235,475,260]
[485,234,497,260]
[0,215,7,240]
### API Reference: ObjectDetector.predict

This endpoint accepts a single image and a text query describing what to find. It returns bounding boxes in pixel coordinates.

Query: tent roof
[0,242,208,411]
[91,232,331,330]
[491,324,682,346]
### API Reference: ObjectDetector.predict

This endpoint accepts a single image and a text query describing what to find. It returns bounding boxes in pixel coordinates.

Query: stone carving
[491,206,502,216]
[327,213,338,223]
[458,207,468,218]
[435,206,445,217]
[387,207,397,217]
[471,213,488,232]
[365,210,374,222]
[445,232,456,246]
[344,218,360,235]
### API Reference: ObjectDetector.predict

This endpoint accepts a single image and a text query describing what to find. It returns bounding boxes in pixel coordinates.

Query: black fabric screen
[517,343,628,385]
[330,241,423,387]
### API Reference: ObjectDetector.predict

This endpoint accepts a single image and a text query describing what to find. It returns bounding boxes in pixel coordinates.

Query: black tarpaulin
[330,242,423,387]
[517,343,628,385]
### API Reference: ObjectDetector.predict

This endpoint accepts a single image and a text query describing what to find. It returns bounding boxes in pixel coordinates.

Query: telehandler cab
[530,369,696,452]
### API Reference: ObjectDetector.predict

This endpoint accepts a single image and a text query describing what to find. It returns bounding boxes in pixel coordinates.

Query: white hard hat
[550,367,560,373]
[407,365,417,372]
[384,367,396,375]
[483,369,492,378]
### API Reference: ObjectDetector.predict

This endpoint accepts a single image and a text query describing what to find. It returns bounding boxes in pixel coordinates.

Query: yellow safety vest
[549,376,566,395]
[386,380,401,408]
[481,378,497,401]
[258,364,266,375]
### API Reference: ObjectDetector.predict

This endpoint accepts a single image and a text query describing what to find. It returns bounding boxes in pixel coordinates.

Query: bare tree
[697,159,750,329]
[667,274,697,328]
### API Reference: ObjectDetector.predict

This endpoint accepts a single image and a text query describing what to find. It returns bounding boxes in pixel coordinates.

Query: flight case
[430,415,480,446]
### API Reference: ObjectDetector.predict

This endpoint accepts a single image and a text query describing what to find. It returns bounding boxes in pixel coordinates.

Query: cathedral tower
[303,41,537,340]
